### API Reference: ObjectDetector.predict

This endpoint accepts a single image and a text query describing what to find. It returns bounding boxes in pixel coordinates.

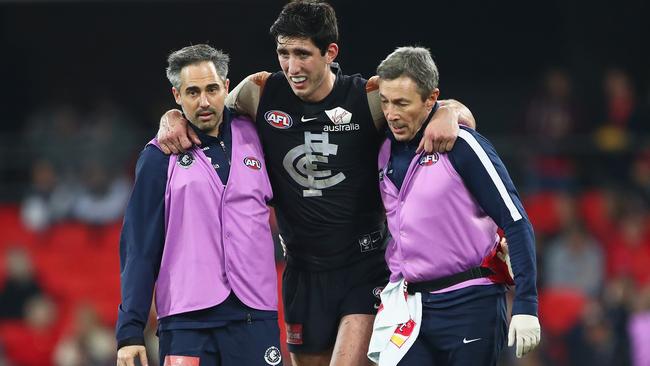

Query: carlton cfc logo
[243,156,262,170]
[419,153,439,166]
[264,110,293,129]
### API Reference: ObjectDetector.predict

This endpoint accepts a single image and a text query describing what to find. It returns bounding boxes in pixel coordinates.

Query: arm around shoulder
[365,75,387,131]
[225,71,271,120]
[157,109,197,154]
[418,98,476,153]
[438,99,476,129]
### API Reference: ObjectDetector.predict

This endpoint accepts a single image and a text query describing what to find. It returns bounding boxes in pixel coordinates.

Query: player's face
[276,36,338,103]
[379,76,438,142]
[172,61,229,137]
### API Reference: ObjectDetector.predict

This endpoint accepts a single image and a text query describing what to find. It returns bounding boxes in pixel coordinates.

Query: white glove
[508,314,541,358]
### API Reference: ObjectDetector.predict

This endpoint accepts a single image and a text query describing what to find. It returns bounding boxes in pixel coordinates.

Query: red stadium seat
[42,222,94,251]
[537,288,586,336]
[0,204,40,249]
[578,189,615,242]
[0,320,60,366]
[99,221,123,248]
[522,191,562,236]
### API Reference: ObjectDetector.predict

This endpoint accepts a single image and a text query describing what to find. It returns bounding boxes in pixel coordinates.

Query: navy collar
[187,107,232,145]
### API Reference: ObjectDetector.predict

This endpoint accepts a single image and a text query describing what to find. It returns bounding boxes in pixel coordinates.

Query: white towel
[367,278,422,366]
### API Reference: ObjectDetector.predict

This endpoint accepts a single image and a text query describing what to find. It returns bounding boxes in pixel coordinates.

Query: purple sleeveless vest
[149,116,276,317]
[378,139,498,293]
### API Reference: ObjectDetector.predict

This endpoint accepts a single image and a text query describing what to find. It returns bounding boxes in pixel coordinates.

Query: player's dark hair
[377,46,439,101]
[270,0,338,55]
[166,44,229,89]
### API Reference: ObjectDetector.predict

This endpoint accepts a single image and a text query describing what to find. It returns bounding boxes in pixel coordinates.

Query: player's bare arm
[224,71,270,119]
[438,99,476,129]
[157,109,197,154]
[366,75,476,153]
[156,72,269,155]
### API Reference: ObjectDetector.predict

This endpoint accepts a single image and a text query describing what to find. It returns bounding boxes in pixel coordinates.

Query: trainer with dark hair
[116,44,282,366]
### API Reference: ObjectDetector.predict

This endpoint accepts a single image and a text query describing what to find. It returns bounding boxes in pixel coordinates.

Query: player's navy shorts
[158,318,283,366]
[398,285,507,366]
[282,251,389,353]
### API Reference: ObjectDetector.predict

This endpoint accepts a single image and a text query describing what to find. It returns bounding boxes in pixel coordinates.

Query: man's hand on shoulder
[417,104,460,153]
[117,345,148,366]
[157,109,200,155]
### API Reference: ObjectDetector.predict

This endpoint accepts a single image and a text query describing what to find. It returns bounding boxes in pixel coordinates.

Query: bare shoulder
[366,75,380,93]
[249,71,272,88]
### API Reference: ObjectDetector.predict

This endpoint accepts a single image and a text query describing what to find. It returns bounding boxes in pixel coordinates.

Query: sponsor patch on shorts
[286,323,304,345]
[163,355,200,366]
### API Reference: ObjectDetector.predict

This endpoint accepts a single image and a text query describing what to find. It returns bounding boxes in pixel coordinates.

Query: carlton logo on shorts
[264,346,282,365]
[243,156,262,170]
[163,355,200,366]
[265,110,293,129]
[177,152,194,168]
[372,287,384,298]
[372,286,384,310]
[419,152,439,166]
[286,323,303,345]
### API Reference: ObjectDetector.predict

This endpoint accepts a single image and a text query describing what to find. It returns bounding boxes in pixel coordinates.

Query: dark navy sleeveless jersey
[256,65,385,267]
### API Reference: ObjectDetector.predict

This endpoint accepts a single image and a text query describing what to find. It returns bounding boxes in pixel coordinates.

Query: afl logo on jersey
[419,153,439,166]
[264,110,293,129]
[243,156,262,170]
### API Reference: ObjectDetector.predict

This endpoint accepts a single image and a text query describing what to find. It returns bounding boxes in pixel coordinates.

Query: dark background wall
[1,0,648,134]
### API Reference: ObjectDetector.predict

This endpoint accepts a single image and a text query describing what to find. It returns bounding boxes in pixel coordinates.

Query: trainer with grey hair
[368,46,540,365]
[116,43,283,366]
[166,44,230,90]
[376,46,439,100]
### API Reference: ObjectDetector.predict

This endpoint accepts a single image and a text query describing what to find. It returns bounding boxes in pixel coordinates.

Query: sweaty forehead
[276,36,317,51]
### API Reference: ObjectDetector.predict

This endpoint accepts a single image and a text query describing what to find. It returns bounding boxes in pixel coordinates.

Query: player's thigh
[218,318,283,366]
[330,314,375,366]
[330,254,388,366]
[290,349,332,366]
[158,328,218,366]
